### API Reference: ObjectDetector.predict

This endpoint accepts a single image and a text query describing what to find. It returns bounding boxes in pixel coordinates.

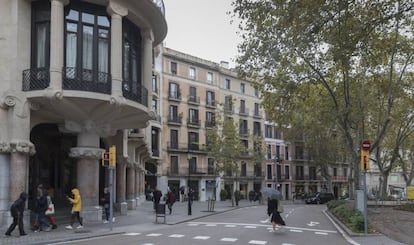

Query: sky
[163,0,242,68]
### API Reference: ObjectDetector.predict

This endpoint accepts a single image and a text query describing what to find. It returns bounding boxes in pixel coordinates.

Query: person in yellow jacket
[65,188,83,229]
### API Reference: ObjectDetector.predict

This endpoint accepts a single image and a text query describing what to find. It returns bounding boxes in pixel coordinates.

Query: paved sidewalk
[0,200,407,245]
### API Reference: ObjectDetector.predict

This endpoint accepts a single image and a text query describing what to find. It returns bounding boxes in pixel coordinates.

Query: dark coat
[153,190,162,203]
[267,199,286,225]
[10,192,28,217]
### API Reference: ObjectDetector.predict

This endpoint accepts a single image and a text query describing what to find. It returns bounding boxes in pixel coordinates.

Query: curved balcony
[122,81,148,106]
[63,67,111,94]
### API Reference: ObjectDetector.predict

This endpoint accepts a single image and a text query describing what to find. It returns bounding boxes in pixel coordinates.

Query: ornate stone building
[0,0,166,227]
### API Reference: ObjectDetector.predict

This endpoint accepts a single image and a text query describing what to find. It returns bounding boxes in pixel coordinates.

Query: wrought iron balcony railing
[122,80,148,106]
[63,67,111,94]
[22,67,50,91]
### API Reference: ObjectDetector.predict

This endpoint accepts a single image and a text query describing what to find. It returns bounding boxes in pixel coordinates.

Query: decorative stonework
[0,92,31,119]
[109,95,126,106]
[69,147,104,159]
[0,142,11,153]
[9,140,36,155]
[107,1,128,17]
[63,120,117,137]
[44,88,63,100]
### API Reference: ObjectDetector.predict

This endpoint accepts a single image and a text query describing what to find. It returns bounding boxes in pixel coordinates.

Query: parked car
[305,192,335,204]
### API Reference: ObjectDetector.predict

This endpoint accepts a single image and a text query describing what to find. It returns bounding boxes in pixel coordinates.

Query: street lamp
[274,156,279,188]
[187,153,192,215]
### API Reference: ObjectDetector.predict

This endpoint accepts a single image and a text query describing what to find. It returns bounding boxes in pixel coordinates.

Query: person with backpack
[166,188,176,214]
[5,192,28,236]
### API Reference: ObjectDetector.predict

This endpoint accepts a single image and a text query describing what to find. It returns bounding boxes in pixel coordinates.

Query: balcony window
[240,83,245,94]
[208,158,215,175]
[169,82,180,100]
[151,127,160,157]
[225,78,231,89]
[189,67,196,79]
[189,157,197,174]
[188,132,199,150]
[170,129,178,149]
[206,91,215,107]
[241,162,247,176]
[64,3,111,93]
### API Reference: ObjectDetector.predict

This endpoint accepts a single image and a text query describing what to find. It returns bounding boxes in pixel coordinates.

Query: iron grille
[122,81,148,106]
[22,68,50,91]
[62,67,111,94]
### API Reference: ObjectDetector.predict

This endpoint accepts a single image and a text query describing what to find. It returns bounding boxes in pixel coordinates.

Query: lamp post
[187,153,192,215]
[274,156,279,188]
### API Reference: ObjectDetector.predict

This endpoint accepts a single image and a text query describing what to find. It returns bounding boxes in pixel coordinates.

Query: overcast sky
[163,0,241,68]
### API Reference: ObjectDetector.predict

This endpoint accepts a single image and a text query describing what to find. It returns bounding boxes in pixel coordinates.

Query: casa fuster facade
[0,0,166,227]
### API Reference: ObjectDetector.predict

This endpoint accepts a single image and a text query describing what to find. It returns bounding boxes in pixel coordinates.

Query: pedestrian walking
[45,187,57,229]
[65,188,83,229]
[152,186,162,211]
[267,198,286,232]
[32,185,51,232]
[166,188,176,214]
[100,187,110,223]
[5,192,28,237]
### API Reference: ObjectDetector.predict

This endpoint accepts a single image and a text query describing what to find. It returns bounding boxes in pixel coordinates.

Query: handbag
[45,203,55,215]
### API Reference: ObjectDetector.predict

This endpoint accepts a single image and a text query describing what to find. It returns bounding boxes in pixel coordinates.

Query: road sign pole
[363,167,368,236]
[109,167,114,231]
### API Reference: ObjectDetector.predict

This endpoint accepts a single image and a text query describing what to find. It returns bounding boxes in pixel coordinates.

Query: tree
[205,111,243,206]
[231,0,414,197]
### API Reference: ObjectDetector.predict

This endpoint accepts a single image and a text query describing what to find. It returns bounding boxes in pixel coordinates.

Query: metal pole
[109,167,114,231]
[363,168,367,236]
[188,161,192,215]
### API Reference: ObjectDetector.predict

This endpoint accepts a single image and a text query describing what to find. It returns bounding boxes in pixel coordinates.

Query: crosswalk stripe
[193,236,210,240]
[124,232,141,236]
[221,238,238,242]
[315,232,328,235]
[248,240,267,245]
[146,233,162,237]
[169,234,185,238]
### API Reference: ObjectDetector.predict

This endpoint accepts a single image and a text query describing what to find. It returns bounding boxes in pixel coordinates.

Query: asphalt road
[52,204,350,245]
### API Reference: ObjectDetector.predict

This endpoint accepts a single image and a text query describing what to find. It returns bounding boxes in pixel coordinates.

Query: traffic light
[102,152,109,167]
[109,145,116,168]
[360,140,370,171]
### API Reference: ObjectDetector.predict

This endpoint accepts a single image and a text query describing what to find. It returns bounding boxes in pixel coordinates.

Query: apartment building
[156,47,265,201]
[0,0,166,227]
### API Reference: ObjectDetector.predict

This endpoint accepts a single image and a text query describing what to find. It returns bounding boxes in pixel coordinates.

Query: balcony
[224,105,234,114]
[168,91,181,101]
[206,100,216,108]
[205,120,216,128]
[239,108,249,116]
[167,114,182,125]
[239,128,250,137]
[187,118,201,128]
[63,67,111,94]
[166,142,203,153]
[22,67,50,91]
[253,111,263,119]
[332,176,348,182]
[122,81,148,106]
[188,95,200,105]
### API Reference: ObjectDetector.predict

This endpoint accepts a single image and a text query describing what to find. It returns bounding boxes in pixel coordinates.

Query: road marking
[260,218,270,223]
[188,223,199,226]
[290,229,303,233]
[141,244,154,245]
[193,236,210,240]
[244,225,257,228]
[282,243,296,245]
[315,232,328,235]
[248,240,267,245]
[187,222,337,234]
[307,221,320,227]
[221,238,238,242]
[169,234,185,238]
[206,224,217,227]
[146,233,162,237]
[124,232,141,236]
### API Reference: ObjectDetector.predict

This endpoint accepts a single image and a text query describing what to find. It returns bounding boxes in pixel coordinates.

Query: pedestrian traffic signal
[109,145,116,168]
[102,152,109,167]
[360,140,370,171]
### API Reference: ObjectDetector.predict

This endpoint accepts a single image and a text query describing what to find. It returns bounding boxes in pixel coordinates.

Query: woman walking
[267,198,286,231]
[65,188,83,229]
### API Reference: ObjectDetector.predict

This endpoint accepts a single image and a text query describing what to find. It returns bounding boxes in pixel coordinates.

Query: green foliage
[328,201,365,233]
[220,189,228,201]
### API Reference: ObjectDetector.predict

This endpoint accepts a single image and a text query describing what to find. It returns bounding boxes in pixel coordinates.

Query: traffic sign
[362,140,371,150]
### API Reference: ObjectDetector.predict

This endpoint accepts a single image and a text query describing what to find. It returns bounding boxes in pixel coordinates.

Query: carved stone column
[69,129,104,222]
[134,166,141,205]
[49,0,69,91]
[126,164,136,209]
[142,29,154,107]
[107,2,128,97]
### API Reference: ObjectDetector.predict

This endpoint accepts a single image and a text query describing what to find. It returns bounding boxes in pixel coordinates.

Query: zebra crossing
[123,221,338,245]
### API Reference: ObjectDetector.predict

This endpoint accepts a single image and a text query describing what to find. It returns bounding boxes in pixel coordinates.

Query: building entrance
[29,124,77,209]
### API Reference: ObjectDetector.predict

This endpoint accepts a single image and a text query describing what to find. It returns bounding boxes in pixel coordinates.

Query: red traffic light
[103,152,109,160]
